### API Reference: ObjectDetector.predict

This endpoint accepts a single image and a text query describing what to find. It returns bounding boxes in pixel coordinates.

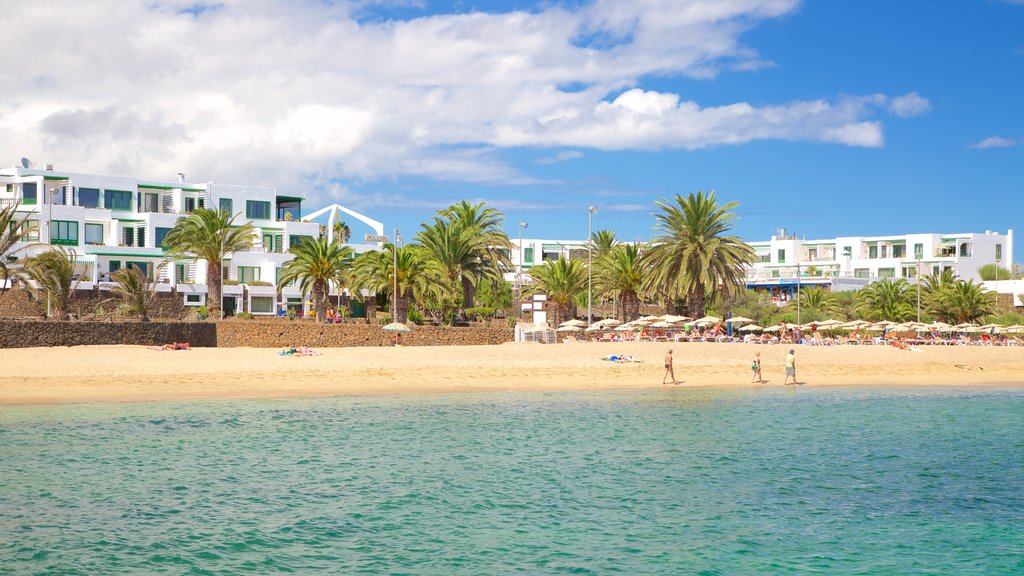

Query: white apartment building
[504,238,589,284]
[0,163,382,316]
[746,228,1014,300]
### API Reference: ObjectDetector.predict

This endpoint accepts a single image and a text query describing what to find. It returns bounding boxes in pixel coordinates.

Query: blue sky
[2,1,1021,259]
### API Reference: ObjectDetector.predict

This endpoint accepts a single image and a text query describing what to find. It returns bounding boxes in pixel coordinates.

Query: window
[868,245,878,259]
[251,296,274,314]
[122,227,135,246]
[959,243,970,257]
[878,268,895,278]
[758,254,770,263]
[542,250,560,262]
[22,182,37,205]
[996,244,1003,262]
[197,198,205,209]
[49,186,66,205]
[12,220,39,242]
[914,243,923,259]
[184,197,196,213]
[185,294,203,305]
[842,246,852,257]
[176,263,188,283]
[246,200,271,220]
[807,248,817,260]
[262,233,273,252]
[220,198,233,215]
[142,193,159,213]
[155,227,172,249]
[854,268,870,279]
[238,266,261,283]
[50,220,78,245]
[524,247,534,263]
[109,261,121,274]
[901,266,917,278]
[126,261,149,278]
[892,244,905,258]
[880,245,889,259]
[777,249,785,263]
[105,190,133,211]
[85,223,104,245]
[76,187,99,208]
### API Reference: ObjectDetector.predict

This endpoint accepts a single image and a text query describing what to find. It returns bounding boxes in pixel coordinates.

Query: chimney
[45,163,54,171]
[178,172,186,183]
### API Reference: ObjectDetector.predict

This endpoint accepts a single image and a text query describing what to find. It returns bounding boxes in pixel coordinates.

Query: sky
[2,0,1022,259]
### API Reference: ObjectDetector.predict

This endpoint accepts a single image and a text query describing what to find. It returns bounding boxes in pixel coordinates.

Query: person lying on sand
[279,346,321,357]
[603,354,640,363]
[153,342,190,351]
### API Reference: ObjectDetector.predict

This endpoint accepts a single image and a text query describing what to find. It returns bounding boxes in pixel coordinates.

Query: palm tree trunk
[312,281,327,323]
[688,287,705,319]
[461,276,474,310]
[207,261,222,319]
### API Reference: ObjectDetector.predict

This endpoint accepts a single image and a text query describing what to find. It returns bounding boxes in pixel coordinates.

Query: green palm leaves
[351,243,439,324]
[526,257,587,325]
[163,208,255,319]
[594,243,645,321]
[278,235,354,323]
[855,278,916,322]
[14,247,81,321]
[0,203,30,292]
[641,190,755,317]
[105,265,159,321]
[931,279,997,324]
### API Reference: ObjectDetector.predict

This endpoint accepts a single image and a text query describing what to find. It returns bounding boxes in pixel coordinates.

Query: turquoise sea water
[2,387,1024,575]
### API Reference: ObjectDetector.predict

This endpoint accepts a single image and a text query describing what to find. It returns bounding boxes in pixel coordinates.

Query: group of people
[323,308,346,324]
[662,348,799,386]
[279,346,319,357]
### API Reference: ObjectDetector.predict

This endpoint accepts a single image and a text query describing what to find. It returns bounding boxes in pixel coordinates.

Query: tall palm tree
[103,264,159,321]
[525,257,586,325]
[0,203,30,293]
[432,201,512,308]
[163,208,254,319]
[333,220,352,243]
[594,243,645,322]
[640,191,755,317]
[277,235,354,323]
[590,229,618,259]
[932,279,997,324]
[416,217,486,310]
[351,243,439,324]
[855,278,915,322]
[14,247,81,321]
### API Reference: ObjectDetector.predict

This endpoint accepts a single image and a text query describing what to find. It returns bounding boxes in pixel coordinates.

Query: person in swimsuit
[751,351,765,383]
[663,349,678,385]
[784,349,797,385]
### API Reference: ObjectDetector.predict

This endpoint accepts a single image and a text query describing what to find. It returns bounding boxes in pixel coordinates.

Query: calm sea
[2,387,1023,575]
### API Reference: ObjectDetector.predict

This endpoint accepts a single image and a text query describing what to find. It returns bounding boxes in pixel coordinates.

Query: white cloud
[0,0,919,205]
[536,150,585,164]
[887,92,931,118]
[969,136,1024,149]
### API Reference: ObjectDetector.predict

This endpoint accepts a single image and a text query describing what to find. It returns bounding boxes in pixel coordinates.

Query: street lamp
[916,256,922,322]
[796,262,801,326]
[518,221,528,320]
[588,206,597,327]
[393,228,401,322]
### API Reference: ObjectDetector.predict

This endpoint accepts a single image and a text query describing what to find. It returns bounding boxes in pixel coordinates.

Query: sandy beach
[0,341,1022,405]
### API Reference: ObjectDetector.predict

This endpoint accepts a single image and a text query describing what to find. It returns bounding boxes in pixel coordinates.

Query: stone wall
[0,287,189,320]
[215,319,513,348]
[0,321,217,348]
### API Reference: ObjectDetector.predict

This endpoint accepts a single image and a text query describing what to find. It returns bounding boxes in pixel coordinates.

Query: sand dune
[1,341,1022,405]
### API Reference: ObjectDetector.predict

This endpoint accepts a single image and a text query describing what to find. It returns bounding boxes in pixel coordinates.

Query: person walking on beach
[663,349,678,385]
[784,349,797,385]
[751,351,765,383]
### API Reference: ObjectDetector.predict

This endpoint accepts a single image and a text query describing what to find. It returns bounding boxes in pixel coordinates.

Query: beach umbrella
[382,322,412,332]
[692,315,721,326]
[557,325,583,332]
[739,324,764,332]
[615,323,637,331]
[591,318,622,328]
[763,325,782,332]
[635,315,663,324]
[726,316,755,324]
[559,319,587,327]
[814,319,844,327]
[662,315,692,324]
[650,321,675,328]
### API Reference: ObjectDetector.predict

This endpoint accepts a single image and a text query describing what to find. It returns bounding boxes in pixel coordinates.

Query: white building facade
[0,164,380,316]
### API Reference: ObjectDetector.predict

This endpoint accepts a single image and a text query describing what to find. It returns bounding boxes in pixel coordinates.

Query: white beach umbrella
[739,324,764,332]
[615,323,637,331]
[726,316,755,324]
[592,318,622,328]
[559,319,587,327]
[763,325,782,332]
[662,315,692,324]
[692,315,721,326]
[650,321,675,328]
[557,325,583,332]
[814,319,844,327]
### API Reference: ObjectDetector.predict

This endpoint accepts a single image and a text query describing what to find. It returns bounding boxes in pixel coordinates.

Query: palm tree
[525,257,586,325]
[333,220,352,243]
[932,279,997,324]
[594,243,645,322]
[788,286,845,322]
[433,201,512,308]
[416,217,487,311]
[855,278,915,322]
[163,208,254,319]
[277,235,354,323]
[590,229,618,259]
[103,264,159,321]
[0,202,30,293]
[351,243,439,324]
[14,247,81,321]
[640,191,755,317]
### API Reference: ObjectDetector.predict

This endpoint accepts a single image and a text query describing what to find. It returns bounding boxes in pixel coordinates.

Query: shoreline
[1,342,1022,406]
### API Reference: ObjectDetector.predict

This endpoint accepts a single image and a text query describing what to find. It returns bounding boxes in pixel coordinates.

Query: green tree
[475,278,513,311]
[788,286,845,323]
[640,190,755,317]
[525,257,587,325]
[333,220,351,243]
[14,247,82,321]
[932,279,997,324]
[977,263,1012,281]
[163,208,254,320]
[0,203,30,293]
[590,229,618,259]
[855,278,915,322]
[277,235,354,323]
[351,244,439,324]
[430,201,512,308]
[103,264,159,321]
[594,242,645,322]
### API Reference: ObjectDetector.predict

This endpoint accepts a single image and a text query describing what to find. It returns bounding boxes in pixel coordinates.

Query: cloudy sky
[2,0,1022,256]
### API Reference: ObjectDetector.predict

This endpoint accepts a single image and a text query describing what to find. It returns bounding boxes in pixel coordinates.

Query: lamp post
[518,221,527,320]
[796,262,801,326]
[916,257,922,323]
[588,206,597,327]
[392,228,401,322]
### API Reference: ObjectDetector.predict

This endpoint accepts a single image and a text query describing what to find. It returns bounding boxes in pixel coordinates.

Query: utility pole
[587,206,597,327]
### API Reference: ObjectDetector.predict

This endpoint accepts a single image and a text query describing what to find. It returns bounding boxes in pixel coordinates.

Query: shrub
[464,306,495,321]
[286,309,297,321]
[378,314,392,325]
[237,312,254,320]
[407,309,423,325]
[196,305,209,320]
